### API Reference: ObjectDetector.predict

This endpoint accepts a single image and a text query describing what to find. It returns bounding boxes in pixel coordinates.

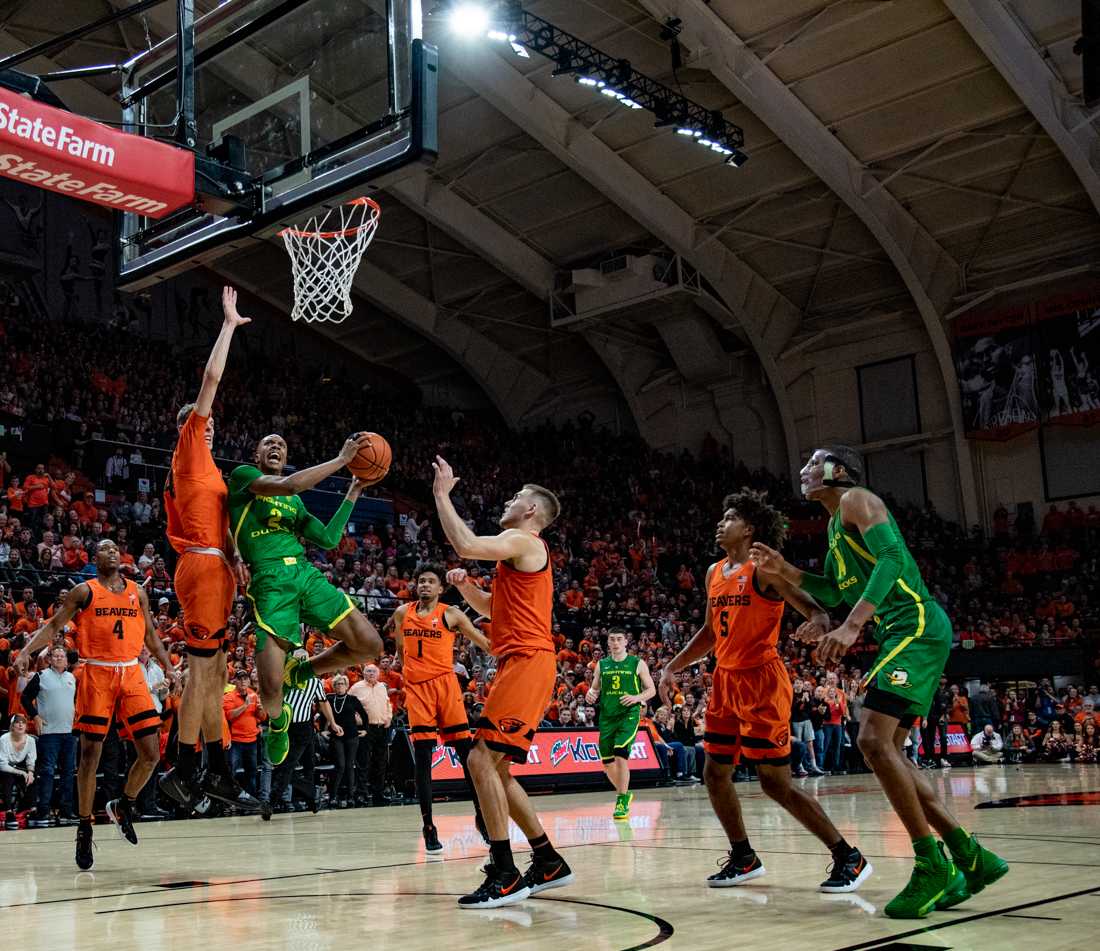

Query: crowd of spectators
[1,296,1099,827]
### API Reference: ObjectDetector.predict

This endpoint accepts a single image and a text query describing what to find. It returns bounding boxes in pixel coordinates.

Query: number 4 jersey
[706,559,785,670]
[77,578,146,661]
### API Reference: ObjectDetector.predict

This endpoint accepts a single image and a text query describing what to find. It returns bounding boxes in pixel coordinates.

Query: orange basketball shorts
[704,657,793,766]
[406,673,471,746]
[175,551,236,656]
[75,664,160,741]
[475,649,556,764]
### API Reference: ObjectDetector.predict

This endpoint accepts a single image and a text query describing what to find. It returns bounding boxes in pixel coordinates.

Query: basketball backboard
[115,0,436,289]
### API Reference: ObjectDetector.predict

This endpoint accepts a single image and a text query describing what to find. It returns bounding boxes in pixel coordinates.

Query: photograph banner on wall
[1034,288,1100,427]
[954,303,1039,439]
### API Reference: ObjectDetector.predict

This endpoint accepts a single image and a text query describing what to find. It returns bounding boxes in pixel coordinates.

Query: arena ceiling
[3,0,1100,449]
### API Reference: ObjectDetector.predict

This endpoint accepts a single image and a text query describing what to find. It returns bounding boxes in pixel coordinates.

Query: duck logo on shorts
[888,668,910,687]
[498,716,526,734]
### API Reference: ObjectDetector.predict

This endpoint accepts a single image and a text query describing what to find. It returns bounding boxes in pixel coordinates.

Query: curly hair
[721,488,788,550]
[416,563,447,584]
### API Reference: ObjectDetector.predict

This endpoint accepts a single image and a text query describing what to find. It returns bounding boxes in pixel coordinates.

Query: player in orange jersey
[19,539,176,869]
[388,563,491,853]
[159,286,260,814]
[658,489,872,894]
[433,457,573,909]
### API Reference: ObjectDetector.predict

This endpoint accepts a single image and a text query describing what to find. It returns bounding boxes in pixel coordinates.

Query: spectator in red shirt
[223,671,264,796]
[72,491,97,526]
[6,476,24,513]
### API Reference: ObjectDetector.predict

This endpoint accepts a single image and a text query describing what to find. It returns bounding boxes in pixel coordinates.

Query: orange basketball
[348,432,392,485]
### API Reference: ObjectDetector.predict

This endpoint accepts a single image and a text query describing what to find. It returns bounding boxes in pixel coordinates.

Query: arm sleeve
[799,550,844,607]
[858,521,906,608]
[20,674,40,718]
[227,465,263,499]
[300,499,354,550]
[172,412,212,477]
[26,737,35,772]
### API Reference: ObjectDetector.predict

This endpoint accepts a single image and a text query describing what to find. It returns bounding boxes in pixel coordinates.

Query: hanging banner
[1034,288,1100,427]
[0,88,194,219]
[954,303,1038,440]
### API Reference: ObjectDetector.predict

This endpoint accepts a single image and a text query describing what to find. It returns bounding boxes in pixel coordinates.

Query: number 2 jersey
[228,464,329,566]
[706,559,785,671]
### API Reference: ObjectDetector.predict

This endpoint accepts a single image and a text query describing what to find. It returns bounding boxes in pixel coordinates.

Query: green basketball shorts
[599,710,642,763]
[246,557,356,650]
[862,601,953,721]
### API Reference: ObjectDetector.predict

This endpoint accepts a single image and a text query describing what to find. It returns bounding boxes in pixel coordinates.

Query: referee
[271,656,338,812]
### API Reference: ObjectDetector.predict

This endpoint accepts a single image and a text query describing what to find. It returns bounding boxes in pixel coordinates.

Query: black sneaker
[522,856,575,895]
[159,768,201,810]
[423,824,443,854]
[707,850,766,887]
[457,863,531,909]
[75,821,95,870]
[29,810,52,829]
[199,771,263,812]
[820,848,873,893]
[4,810,18,830]
[105,798,138,846]
[57,812,78,827]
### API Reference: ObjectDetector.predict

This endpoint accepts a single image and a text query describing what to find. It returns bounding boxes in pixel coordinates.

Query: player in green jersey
[227,432,383,765]
[750,446,1008,919]
[585,629,656,819]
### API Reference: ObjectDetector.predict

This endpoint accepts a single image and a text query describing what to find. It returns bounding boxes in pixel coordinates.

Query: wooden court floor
[3,765,1099,950]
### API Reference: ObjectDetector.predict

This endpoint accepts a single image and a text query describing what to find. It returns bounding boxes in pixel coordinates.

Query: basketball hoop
[279,197,381,323]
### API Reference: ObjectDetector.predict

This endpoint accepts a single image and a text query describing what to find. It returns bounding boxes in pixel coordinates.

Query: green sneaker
[953,835,1009,895]
[613,793,633,820]
[884,845,957,919]
[935,863,971,910]
[265,703,292,766]
[282,657,315,692]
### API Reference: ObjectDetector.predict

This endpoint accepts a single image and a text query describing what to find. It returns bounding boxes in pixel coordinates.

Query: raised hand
[749,542,787,576]
[221,286,252,328]
[339,432,372,465]
[446,568,468,586]
[432,455,460,496]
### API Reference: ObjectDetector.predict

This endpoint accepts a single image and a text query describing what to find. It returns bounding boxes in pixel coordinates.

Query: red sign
[918,724,972,756]
[0,88,194,219]
[430,727,663,780]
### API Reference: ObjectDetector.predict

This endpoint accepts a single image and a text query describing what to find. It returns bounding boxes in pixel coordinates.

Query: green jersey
[597,654,641,721]
[824,507,934,642]
[227,465,353,567]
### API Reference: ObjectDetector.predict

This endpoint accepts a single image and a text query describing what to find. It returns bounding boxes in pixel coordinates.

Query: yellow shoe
[265,703,292,766]
[613,792,633,820]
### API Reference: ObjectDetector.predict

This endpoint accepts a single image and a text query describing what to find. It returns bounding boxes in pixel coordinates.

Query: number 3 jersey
[706,559,785,671]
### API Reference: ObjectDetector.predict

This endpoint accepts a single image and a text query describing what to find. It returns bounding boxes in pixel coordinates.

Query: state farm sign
[0,89,193,218]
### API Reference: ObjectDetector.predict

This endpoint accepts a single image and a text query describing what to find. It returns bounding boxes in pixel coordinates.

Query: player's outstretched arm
[445,606,491,653]
[445,568,492,618]
[298,478,370,550]
[764,574,832,643]
[194,286,251,418]
[432,456,545,565]
[242,434,372,497]
[136,586,177,683]
[16,584,89,668]
[750,542,844,608]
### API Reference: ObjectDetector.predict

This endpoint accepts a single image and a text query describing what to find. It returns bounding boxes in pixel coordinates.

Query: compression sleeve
[300,498,354,550]
[858,520,905,608]
[798,548,844,606]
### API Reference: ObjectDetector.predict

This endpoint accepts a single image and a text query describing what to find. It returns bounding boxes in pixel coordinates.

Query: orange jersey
[401,603,455,684]
[707,559,784,671]
[76,578,146,662]
[165,410,228,553]
[489,539,554,658]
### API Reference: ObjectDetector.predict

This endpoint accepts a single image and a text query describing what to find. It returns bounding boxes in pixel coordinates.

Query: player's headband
[822,454,857,488]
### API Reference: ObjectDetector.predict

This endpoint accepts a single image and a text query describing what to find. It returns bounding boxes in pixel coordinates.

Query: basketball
[348,432,392,485]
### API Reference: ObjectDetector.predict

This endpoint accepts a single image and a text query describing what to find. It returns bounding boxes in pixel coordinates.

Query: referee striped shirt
[285,679,326,724]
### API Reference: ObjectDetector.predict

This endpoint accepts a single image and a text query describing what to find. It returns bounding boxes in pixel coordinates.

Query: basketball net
[279,197,381,323]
